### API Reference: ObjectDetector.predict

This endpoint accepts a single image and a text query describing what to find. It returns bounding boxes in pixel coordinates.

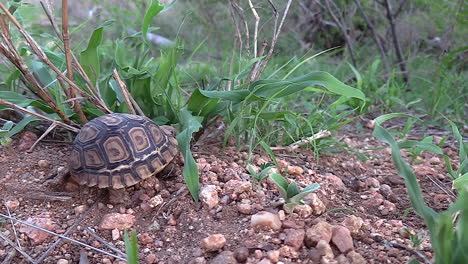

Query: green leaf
[186,88,220,118]
[176,108,202,201]
[453,173,468,191]
[269,173,289,199]
[286,181,300,200]
[142,0,164,38]
[80,27,104,85]
[290,183,320,204]
[0,91,54,113]
[123,230,139,264]
[7,115,40,137]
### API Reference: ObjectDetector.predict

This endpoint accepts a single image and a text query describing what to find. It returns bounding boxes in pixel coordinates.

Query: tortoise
[64,113,179,202]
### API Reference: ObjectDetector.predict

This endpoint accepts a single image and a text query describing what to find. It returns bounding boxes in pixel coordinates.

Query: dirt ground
[0,122,458,264]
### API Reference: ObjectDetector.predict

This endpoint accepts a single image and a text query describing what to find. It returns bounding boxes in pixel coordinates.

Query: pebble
[316,240,334,258]
[202,234,226,252]
[74,205,88,215]
[145,253,158,263]
[305,221,333,247]
[331,225,354,253]
[365,177,380,189]
[251,211,282,230]
[257,258,272,264]
[38,160,50,168]
[237,203,253,215]
[200,185,219,209]
[56,259,69,264]
[325,173,346,191]
[287,165,304,176]
[18,131,37,151]
[209,250,236,264]
[19,216,57,244]
[294,204,313,218]
[233,247,249,262]
[148,195,164,208]
[283,229,305,249]
[305,193,326,215]
[336,254,350,264]
[139,233,154,245]
[342,215,364,234]
[278,245,299,259]
[267,250,280,262]
[347,251,366,264]
[99,213,135,230]
[5,199,20,210]
[111,229,120,240]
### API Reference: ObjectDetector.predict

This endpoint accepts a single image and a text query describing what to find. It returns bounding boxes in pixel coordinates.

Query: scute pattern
[69,113,178,189]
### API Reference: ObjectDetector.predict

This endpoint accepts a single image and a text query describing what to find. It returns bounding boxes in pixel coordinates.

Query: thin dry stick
[0,213,126,261]
[353,0,389,72]
[231,1,250,56]
[382,0,409,83]
[0,232,34,263]
[248,40,268,82]
[271,130,331,151]
[62,0,87,123]
[0,99,80,133]
[34,198,101,263]
[0,2,111,114]
[2,200,21,249]
[322,0,357,67]
[27,123,57,152]
[84,227,126,257]
[256,0,292,79]
[247,0,260,58]
[0,18,71,124]
[111,69,136,115]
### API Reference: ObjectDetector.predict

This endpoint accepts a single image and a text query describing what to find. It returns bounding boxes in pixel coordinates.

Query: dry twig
[0,232,34,263]
[111,69,141,116]
[271,130,331,151]
[0,213,126,261]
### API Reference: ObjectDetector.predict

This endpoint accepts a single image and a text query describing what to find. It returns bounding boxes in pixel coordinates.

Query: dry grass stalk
[247,0,260,58]
[111,69,138,115]
[271,130,331,151]
[0,99,80,133]
[62,0,87,123]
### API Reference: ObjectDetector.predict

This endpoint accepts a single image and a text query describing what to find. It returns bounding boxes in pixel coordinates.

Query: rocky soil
[0,125,457,264]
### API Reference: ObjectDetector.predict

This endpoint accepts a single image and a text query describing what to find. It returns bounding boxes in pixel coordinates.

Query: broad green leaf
[290,183,320,204]
[397,140,444,155]
[7,115,40,137]
[269,173,289,199]
[286,181,300,200]
[453,173,468,191]
[176,108,202,201]
[374,113,421,126]
[80,27,104,85]
[142,0,164,38]
[187,88,220,117]
[0,91,54,113]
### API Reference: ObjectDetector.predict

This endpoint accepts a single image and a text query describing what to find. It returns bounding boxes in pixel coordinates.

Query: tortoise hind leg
[108,188,130,204]
[44,168,79,191]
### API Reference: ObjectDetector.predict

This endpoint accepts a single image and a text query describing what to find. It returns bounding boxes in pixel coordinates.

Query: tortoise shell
[68,113,178,189]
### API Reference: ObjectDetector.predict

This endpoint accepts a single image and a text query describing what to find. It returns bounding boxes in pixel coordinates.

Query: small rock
[57,259,69,264]
[99,213,135,230]
[294,204,313,218]
[347,251,367,264]
[139,233,154,245]
[284,229,305,249]
[305,193,326,215]
[145,253,158,264]
[282,220,302,229]
[237,203,252,215]
[305,222,333,247]
[365,178,380,189]
[18,131,37,151]
[233,247,249,263]
[321,256,338,264]
[209,251,236,264]
[267,250,280,263]
[379,200,396,215]
[336,254,350,264]
[364,192,384,207]
[111,229,120,240]
[278,245,299,259]
[148,195,164,208]
[316,240,334,258]
[200,185,219,209]
[202,234,226,252]
[287,165,304,176]
[342,215,364,234]
[257,259,272,264]
[325,173,346,191]
[191,257,207,264]
[331,225,354,253]
[38,160,50,168]
[19,216,57,244]
[251,211,282,230]
[5,200,20,210]
[74,205,88,215]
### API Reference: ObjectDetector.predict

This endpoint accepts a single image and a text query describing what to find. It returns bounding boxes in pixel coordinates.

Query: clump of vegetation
[374,114,467,264]
[269,172,320,213]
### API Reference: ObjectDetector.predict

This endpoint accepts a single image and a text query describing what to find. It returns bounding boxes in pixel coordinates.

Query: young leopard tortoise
[68,113,178,195]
